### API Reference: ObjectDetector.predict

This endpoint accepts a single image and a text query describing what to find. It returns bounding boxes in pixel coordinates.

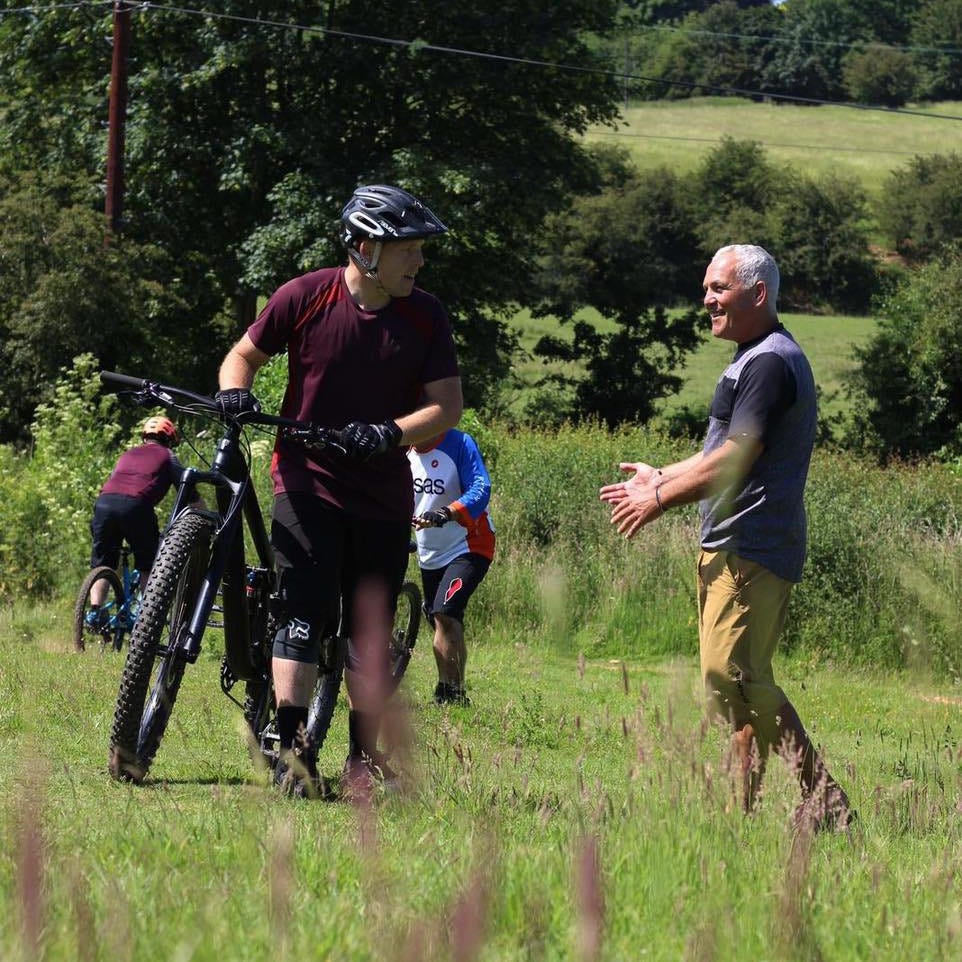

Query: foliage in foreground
[2,621,962,960]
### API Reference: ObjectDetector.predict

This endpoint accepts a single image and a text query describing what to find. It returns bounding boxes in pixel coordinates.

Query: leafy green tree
[686,137,876,313]
[0,0,622,413]
[687,137,781,256]
[845,249,962,460]
[911,0,962,100]
[0,174,214,444]
[842,45,917,106]
[771,172,876,313]
[529,147,702,425]
[877,153,962,263]
[761,0,877,101]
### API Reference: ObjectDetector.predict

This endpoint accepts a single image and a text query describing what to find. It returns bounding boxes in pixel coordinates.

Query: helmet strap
[349,240,384,280]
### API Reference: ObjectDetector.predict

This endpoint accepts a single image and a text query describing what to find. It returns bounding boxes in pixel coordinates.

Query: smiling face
[368,238,426,298]
[702,250,769,343]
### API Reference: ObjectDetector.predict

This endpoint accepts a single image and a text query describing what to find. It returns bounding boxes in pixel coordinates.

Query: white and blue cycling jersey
[408,429,496,570]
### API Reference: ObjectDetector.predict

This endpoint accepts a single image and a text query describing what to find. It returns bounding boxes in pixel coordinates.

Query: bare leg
[432,613,466,688]
[732,722,767,814]
[272,656,318,708]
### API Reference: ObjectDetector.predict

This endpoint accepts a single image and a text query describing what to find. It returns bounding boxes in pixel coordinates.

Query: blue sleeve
[452,433,491,520]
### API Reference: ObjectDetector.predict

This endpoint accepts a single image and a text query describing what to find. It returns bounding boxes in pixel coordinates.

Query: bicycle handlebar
[99,370,346,452]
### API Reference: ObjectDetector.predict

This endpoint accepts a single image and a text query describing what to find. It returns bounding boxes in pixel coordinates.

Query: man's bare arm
[394,376,463,445]
[218,333,271,390]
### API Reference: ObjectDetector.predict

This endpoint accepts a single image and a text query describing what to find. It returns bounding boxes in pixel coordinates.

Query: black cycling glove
[417,509,450,528]
[340,420,402,461]
[214,388,261,417]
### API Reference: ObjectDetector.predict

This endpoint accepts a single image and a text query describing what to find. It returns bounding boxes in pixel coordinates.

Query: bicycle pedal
[219,656,238,693]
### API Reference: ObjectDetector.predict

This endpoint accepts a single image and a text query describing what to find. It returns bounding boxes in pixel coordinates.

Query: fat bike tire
[108,512,215,782]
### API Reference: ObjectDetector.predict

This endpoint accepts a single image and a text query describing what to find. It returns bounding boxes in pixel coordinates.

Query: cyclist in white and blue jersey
[409,428,495,706]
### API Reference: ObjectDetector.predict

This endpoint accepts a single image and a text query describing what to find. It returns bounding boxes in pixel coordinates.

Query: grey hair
[714,244,780,308]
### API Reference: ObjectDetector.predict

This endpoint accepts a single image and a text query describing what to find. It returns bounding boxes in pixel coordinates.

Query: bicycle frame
[99,371,336,681]
[163,421,274,675]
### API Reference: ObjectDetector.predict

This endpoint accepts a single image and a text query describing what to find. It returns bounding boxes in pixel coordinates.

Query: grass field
[3,602,962,961]
[585,97,962,200]
[504,308,877,425]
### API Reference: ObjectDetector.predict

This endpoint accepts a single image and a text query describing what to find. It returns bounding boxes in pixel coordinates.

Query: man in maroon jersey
[217,185,462,798]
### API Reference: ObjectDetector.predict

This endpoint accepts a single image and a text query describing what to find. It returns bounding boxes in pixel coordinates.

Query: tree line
[1,0,962,462]
[618,0,962,108]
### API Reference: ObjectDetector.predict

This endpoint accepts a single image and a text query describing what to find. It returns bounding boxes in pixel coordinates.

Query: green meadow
[505,309,877,425]
[586,97,962,200]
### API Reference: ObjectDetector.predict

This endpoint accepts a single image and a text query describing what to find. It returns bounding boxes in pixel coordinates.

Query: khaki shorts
[697,550,791,745]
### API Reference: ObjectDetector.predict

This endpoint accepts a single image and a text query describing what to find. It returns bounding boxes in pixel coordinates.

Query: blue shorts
[421,553,491,626]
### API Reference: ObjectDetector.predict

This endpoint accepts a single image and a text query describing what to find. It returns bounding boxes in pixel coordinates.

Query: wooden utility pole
[105,1,131,236]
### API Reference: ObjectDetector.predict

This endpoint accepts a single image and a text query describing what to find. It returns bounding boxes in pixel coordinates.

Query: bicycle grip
[100,371,149,391]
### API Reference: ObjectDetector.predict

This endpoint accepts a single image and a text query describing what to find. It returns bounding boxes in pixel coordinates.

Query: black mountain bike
[100,372,420,784]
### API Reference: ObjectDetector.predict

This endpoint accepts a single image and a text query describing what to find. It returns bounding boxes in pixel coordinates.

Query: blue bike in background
[73,544,141,653]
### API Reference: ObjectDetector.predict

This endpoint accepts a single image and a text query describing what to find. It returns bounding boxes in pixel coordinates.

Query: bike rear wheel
[73,567,124,653]
[109,512,215,782]
[303,635,347,757]
[387,580,421,693]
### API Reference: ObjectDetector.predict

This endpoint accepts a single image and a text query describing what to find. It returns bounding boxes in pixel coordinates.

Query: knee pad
[273,617,321,664]
[272,568,337,664]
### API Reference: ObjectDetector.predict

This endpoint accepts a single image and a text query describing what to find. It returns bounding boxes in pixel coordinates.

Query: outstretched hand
[599,462,660,504]
[599,462,663,540]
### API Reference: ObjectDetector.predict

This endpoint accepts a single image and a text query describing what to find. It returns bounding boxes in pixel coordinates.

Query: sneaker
[85,607,105,629]
[340,751,399,800]
[433,681,471,707]
[273,749,329,800]
[792,788,858,834]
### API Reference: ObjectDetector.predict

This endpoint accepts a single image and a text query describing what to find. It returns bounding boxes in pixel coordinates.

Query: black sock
[348,710,379,759]
[277,705,309,751]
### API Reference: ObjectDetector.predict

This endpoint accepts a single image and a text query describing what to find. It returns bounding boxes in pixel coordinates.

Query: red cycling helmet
[142,415,179,447]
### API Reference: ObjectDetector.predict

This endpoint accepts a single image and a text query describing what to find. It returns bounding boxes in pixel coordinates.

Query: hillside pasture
[585,97,962,201]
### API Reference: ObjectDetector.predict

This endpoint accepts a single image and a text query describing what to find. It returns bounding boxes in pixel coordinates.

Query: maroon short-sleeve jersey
[247,266,460,520]
[99,443,181,505]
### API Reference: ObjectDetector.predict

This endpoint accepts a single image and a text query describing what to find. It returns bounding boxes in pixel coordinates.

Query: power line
[639,23,962,58]
[4,0,962,122]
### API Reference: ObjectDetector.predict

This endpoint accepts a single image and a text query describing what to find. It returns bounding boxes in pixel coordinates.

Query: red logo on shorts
[444,578,464,603]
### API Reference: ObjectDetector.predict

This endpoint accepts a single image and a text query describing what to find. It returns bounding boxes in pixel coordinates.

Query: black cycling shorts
[421,553,491,626]
[90,493,159,572]
[270,492,411,663]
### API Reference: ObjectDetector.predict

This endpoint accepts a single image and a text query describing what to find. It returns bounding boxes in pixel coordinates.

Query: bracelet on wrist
[654,484,667,513]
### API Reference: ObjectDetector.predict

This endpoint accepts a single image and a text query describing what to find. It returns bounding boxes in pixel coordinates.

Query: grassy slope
[585,97,962,200]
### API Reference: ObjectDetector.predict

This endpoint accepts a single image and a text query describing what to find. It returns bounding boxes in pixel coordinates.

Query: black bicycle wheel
[73,567,124,653]
[387,580,421,692]
[304,635,346,755]
[108,512,215,783]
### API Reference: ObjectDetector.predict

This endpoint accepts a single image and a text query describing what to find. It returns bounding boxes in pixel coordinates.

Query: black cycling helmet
[341,184,447,277]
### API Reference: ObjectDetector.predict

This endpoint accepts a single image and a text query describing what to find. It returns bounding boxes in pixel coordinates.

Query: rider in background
[216,184,462,798]
[86,416,186,617]
[410,427,495,707]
